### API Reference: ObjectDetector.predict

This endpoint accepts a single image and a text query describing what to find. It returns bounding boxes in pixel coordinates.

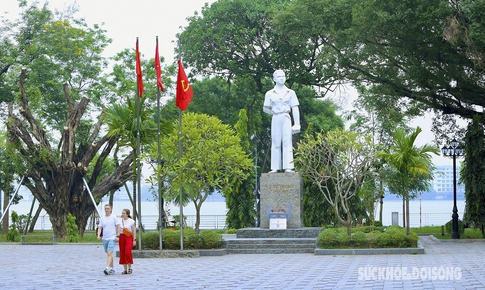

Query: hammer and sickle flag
[176,59,193,111]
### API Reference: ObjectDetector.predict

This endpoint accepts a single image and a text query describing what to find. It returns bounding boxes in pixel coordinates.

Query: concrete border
[124,248,227,258]
[314,241,425,255]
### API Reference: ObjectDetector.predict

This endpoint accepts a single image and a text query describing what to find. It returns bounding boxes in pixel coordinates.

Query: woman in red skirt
[118,208,136,274]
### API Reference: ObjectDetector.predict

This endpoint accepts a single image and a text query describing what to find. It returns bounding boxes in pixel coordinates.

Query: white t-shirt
[100,214,119,240]
[120,218,135,236]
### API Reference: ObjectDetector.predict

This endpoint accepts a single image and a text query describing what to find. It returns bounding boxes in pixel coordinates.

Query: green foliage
[65,213,79,243]
[161,230,180,249]
[6,211,20,242]
[275,0,485,126]
[296,128,377,234]
[365,220,382,227]
[317,226,418,249]
[186,234,204,249]
[142,231,161,250]
[350,231,367,247]
[444,219,465,236]
[156,113,253,234]
[376,233,392,248]
[200,230,224,249]
[141,229,223,250]
[463,115,485,231]
[1,1,111,127]
[378,127,439,234]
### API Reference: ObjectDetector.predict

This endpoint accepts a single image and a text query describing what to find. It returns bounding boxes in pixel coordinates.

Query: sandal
[128,269,132,274]
[122,270,128,275]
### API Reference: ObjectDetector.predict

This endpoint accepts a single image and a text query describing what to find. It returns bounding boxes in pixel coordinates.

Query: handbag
[122,220,132,237]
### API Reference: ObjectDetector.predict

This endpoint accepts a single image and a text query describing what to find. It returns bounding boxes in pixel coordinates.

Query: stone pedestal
[260,172,303,229]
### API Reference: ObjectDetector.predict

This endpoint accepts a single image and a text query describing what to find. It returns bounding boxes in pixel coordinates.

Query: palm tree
[104,97,160,224]
[379,127,439,235]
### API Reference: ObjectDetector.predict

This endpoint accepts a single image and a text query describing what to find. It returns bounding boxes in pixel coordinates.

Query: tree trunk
[2,191,8,234]
[28,205,43,233]
[379,195,384,224]
[195,201,202,235]
[401,197,405,227]
[406,194,410,235]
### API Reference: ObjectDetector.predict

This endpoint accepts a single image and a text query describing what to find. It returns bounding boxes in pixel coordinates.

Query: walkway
[1,236,485,289]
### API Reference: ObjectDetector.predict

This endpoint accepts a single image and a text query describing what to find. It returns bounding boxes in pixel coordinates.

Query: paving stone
[0,236,485,289]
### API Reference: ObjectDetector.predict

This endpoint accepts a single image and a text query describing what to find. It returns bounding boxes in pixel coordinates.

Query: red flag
[154,37,165,92]
[136,38,144,98]
[176,59,193,110]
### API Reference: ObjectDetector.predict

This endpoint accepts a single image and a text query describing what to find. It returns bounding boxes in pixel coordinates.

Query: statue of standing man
[263,70,300,173]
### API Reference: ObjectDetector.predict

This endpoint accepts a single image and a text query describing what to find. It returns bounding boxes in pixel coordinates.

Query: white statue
[263,69,300,173]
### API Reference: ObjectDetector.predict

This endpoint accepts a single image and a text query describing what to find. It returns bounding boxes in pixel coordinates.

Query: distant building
[432,165,465,200]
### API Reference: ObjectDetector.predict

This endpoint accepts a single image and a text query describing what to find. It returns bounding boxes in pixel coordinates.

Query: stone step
[228,248,315,254]
[236,227,322,239]
[226,238,317,254]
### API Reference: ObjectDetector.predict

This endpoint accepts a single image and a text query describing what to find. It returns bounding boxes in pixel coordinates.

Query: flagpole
[155,36,164,251]
[177,39,184,251]
[135,37,143,251]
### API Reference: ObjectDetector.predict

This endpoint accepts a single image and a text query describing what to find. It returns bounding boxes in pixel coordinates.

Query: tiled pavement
[1,236,485,289]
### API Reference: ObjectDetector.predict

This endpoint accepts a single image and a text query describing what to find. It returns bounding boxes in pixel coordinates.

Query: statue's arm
[263,93,273,115]
[291,105,300,134]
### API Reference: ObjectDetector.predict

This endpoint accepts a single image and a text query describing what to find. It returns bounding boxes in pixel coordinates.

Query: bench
[21,235,57,245]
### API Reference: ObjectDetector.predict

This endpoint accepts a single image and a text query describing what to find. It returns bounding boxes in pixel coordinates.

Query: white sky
[3,0,216,62]
[3,0,454,166]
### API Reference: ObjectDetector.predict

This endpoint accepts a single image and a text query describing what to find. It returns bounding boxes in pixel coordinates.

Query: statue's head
[273,69,286,84]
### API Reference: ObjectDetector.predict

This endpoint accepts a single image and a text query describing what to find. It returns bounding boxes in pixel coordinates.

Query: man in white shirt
[97,204,120,275]
[263,70,301,173]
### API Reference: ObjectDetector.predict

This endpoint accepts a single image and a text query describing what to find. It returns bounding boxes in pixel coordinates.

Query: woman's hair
[123,208,132,219]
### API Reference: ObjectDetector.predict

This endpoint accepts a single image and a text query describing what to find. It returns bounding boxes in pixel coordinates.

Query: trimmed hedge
[141,228,224,250]
[317,226,419,249]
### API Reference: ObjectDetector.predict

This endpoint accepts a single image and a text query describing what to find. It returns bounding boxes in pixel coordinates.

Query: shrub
[350,231,367,247]
[353,226,384,233]
[444,219,465,236]
[366,232,380,248]
[162,229,180,249]
[6,211,20,242]
[224,228,237,234]
[317,228,339,248]
[186,234,204,249]
[317,226,416,249]
[405,232,419,248]
[200,230,223,249]
[143,231,161,249]
[376,233,392,248]
[66,213,79,242]
[335,231,350,247]
[363,220,383,227]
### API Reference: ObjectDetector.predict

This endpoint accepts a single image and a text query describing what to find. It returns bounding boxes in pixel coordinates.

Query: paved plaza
[1,236,485,289]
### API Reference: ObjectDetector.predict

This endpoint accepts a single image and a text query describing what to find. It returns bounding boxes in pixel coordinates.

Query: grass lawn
[1,227,484,243]
[411,226,485,239]
[0,230,99,243]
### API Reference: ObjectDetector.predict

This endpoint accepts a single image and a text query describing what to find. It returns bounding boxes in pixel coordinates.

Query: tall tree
[462,115,485,237]
[378,127,438,235]
[0,1,111,125]
[225,109,257,229]
[7,69,133,238]
[276,0,485,134]
[156,113,253,234]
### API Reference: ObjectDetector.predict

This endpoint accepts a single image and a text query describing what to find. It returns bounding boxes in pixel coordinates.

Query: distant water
[2,199,228,231]
[3,197,465,230]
